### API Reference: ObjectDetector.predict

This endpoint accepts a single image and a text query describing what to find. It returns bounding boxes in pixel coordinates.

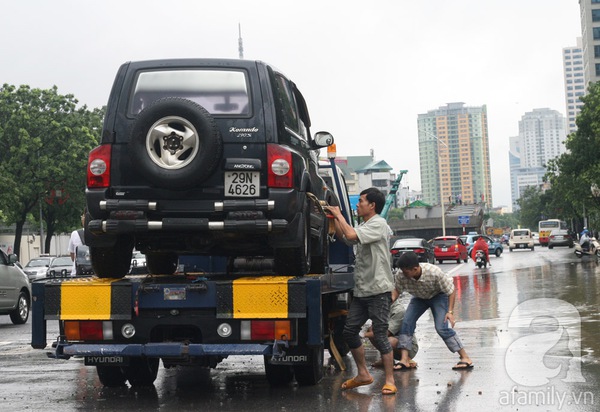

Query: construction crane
[381,170,408,219]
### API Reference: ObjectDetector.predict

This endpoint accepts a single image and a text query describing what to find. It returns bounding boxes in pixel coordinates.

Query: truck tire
[124,357,160,387]
[146,252,178,275]
[96,366,127,387]
[129,98,222,189]
[325,316,349,358]
[293,345,324,386]
[264,357,294,386]
[9,292,29,325]
[91,237,134,278]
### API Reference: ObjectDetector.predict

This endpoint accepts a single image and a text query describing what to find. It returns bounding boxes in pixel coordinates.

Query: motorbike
[574,237,600,259]
[475,250,488,268]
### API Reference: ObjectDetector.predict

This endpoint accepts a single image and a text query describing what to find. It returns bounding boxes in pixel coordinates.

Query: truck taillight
[267,144,292,188]
[240,320,292,341]
[64,321,113,341]
[87,144,112,188]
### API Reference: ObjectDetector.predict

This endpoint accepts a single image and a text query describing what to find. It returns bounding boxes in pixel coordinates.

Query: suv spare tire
[129,97,222,189]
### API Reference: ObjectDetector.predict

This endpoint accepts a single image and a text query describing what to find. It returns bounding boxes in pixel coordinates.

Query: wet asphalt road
[1,246,599,411]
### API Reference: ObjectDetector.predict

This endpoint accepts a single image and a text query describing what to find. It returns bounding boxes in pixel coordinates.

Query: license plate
[518,244,525,248]
[441,248,447,252]
[85,356,129,366]
[225,172,259,197]
[164,287,186,300]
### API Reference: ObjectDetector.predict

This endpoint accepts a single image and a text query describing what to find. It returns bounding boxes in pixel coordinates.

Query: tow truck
[31,145,356,387]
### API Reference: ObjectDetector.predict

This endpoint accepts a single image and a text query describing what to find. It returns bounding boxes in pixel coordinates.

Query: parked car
[509,228,535,251]
[75,245,94,276]
[548,229,574,249]
[46,256,73,277]
[23,255,56,282]
[459,233,503,257]
[0,249,31,324]
[390,237,435,266]
[130,251,148,274]
[432,236,468,264]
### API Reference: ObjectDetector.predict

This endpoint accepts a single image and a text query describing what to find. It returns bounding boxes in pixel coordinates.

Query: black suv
[86,59,335,278]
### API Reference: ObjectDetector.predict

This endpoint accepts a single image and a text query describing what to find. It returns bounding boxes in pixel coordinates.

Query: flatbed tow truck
[31,146,357,387]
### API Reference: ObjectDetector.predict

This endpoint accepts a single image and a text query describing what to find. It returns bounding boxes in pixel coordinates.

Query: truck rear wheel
[124,357,160,387]
[326,316,349,358]
[264,357,294,386]
[96,365,127,387]
[293,345,324,386]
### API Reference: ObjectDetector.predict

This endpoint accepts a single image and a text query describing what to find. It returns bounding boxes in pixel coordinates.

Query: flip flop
[341,376,374,390]
[382,383,397,395]
[393,363,410,371]
[452,361,474,370]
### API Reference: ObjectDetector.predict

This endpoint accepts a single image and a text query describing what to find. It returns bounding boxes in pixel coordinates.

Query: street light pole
[419,128,448,236]
[39,201,44,254]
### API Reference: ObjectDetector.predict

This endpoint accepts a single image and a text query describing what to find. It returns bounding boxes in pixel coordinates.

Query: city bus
[538,219,568,246]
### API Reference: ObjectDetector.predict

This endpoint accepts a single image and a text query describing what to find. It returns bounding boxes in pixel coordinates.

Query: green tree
[488,211,519,230]
[0,84,102,256]
[545,81,600,231]
[516,186,546,230]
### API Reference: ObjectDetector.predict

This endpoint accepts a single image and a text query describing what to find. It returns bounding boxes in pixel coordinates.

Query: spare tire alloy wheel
[130,98,222,189]
[146,115,199,170]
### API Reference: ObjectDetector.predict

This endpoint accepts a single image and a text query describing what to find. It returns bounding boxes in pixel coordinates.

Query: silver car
[23,256,54,282]
[47,256,73,277]
[0,249,31,324]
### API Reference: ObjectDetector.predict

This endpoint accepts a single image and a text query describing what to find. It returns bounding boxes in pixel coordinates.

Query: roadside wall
[0,234,71,265]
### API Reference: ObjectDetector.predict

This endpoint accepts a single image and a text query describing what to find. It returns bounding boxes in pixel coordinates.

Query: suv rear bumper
[86,188,306,250]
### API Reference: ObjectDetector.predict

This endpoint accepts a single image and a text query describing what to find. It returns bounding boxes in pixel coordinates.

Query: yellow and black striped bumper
[216,276,307,319]
[44,278,131,320]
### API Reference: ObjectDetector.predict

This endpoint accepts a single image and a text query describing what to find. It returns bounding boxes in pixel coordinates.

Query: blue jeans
[343,292,392,354]
[397,293,463,353]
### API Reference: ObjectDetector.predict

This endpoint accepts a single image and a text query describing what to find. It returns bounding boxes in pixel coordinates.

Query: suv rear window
[130,69,250,115]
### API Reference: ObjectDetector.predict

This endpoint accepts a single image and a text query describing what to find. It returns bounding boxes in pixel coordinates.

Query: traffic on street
[1,246,598,411]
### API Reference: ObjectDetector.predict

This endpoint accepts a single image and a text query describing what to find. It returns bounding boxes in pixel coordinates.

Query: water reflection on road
[3,248,599,411]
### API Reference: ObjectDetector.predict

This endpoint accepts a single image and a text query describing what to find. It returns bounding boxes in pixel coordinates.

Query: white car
[532,232,540,245]
[130,251,148,274]
[509,228,535,251]
[23,256,55,282]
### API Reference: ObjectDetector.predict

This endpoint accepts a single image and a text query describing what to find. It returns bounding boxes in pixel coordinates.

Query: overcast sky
[1,0,582,208]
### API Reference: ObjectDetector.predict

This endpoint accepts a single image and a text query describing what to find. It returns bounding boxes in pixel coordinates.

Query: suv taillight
[267,144,292,188]
[87,145,111,188]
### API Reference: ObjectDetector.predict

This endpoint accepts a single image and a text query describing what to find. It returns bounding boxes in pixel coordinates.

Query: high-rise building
[417,102,492,207]
[509,108,567,210]
[579,1,600,86]
[562,38,585,134]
